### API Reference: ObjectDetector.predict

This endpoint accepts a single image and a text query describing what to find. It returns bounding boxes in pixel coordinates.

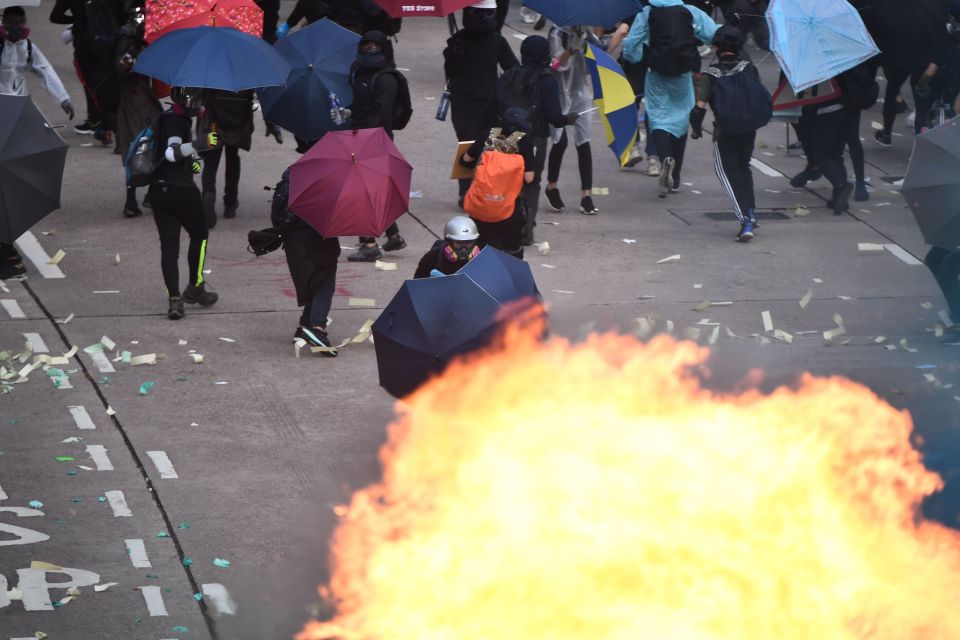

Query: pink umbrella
[288,128,413,238]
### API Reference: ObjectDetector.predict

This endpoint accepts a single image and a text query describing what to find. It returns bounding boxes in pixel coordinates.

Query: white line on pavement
[1,299,25,319]
[85,444,115,471]
[884,244,923,266]
[69,405,96,430]
[146,451,179,479]
[104,490,132,517]
[22,332,48,353]
[139,585,169,616]
[201,583,238,616]
[750,157,783,178]
[91,350,115,373]
[15,231,65,279]
[125,538,152,568]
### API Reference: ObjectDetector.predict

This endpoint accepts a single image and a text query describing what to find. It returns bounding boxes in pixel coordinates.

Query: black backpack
[647,5,700,76]
[839,63,880,111]
[83,0,120,52]
[495,66,544,127]
[705,61,773,135]
[372,68,413,131]
[270,169,292,228]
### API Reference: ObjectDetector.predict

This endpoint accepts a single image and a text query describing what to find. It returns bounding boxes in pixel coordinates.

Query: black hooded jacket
[349,30,399,137]
[443,10,518,102]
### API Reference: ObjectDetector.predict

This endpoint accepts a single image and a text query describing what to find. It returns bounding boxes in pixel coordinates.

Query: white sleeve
[28,43,70,104]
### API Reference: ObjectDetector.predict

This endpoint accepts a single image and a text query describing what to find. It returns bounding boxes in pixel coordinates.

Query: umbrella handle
[577,107,599,116]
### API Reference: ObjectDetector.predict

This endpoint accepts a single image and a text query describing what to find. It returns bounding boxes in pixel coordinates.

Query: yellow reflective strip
[196,239,207,286]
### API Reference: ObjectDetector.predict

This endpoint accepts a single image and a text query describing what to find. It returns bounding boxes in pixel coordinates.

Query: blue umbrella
[372,274,502,398]
[766,0,879,93]
[458,247,540,304]
[522,0,642,27]
[134,26,291,91]
[258,19,360,141]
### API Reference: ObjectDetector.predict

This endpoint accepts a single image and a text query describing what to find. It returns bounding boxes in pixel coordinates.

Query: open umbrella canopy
[133,26,291,91]
[372,274,503,398]
[458,246,540,304]
[288,128,412,238]
[144,0,263,43]
[522,0,642,27]
[767,0,879,92]
[373,0,474,18]
[902,117,960,250]
[585,42,638,167]
[258,18,360,141]
[0,95,68,244]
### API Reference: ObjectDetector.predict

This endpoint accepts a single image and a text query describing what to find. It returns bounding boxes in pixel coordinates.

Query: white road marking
[125,538,152,568]
[90,350,115,373]
[23,333,48,353]
[104,490,132,517]
[15,231,66,279]
[750,157,783,178]
[883,244,923,265]
[140,585,169,616]
[69,405,96,430]
[146,451,179,479]
[1,299,25,319]
[0,478,7,500]
[85,444,114,471]
[202,583,238,616]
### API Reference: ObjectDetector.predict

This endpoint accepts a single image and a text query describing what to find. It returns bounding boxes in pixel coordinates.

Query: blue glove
[430,269,447,278]
[276,22,290,38]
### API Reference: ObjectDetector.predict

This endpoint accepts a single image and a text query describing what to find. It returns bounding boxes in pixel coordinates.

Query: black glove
[61,99,75,120]
[565,112,578,125]
[459,151,478,169]
[689,106,707,139]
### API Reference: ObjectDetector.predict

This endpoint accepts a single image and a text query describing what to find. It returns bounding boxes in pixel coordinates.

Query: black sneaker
[183,282,219,306]
[382,235,406,252]
[545,187,565,211]
[579,196,599,215]
[533,13,547,30]
[266,124,284,144]
[123,203,143,218]
[73,119,98,135]
[297,326,337,357]
[789,167,822,188]
[223,200,238,219]
[202,192,217,229]
[832,182,854,215]
[873,130,892,147]
[0,260,27,280]
[142,193,152,209]
[167,296,185,320]
[347,245,383,262]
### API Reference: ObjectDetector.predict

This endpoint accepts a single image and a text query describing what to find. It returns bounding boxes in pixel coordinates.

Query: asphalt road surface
[2,4,959,639]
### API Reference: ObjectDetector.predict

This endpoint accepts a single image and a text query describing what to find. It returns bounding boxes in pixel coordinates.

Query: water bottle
[929,100,951,129]
[329,92,345,126]
[436,88,451,121]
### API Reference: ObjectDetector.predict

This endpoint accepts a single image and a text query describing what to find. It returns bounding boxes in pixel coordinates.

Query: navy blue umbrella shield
[458,246,540,304]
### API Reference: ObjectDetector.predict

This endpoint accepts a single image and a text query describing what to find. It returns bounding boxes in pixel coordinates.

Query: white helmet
[444,216,479,241]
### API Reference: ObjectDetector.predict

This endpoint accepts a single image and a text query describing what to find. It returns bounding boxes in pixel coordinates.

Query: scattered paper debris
[591,187,609,195]
[374,260,398,271]
[761,310,774,333]
[47,250,65,265]
[540,264,556,269]
[773,329,794,344]
[130,353,157,366]
[213,558,231,568]
[899,338,918,353]
[94,583,117,592]
[190,353,204,364]
[535,241,550,255]
[551,289,574,294]
[935,324,944,337]
[799,289,813,309]
[28,500,44,508]
[921,302,934,309]
[56,313,75,324]
[214,381,228,385]
[178,339,187,346]
[794,206,809,217]
[622,238,637,244]
[938,310,955,328]
[348,298,376,307]
[409,190,422,198]
[218,337,236,343]
[837,295,856,301]
[106,406,116,416]
[139,382,154,396]
[657,254,681,264]
[858,243,884,251]
[100,336,116,351]
[874,336,886,344]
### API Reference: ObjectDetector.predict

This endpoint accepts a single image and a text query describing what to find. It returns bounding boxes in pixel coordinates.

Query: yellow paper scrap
[31,561,63,571]
[294,338,306,358]
[656,254,681,264]
[591,187,609,195]
[858,243,884,251]
[100,336,116,351]
[63,345,78,358]
[799,289,812,309]
[761,310,774,333]
[94,583,118,592]
[374,260,398,271]
[348,297,376,307]
[66,586,81,597]
[794,205,809,217]
[36,633,48,640]
[47,249,65,265]
[884,344,897,351]
[773,329,794,344]
[635,317,653,339]
[536,241,550,255]
[190,354,204,364]
[833,313,845,327]
[823,326,847,341]
[130,353,157,366]
[347,319,374,345]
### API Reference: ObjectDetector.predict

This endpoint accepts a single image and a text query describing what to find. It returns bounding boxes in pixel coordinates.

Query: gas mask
[443,239,480,264]
[1,24,30,43]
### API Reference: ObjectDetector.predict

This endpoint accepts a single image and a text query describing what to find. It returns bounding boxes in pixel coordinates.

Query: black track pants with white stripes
[713,132,757,224]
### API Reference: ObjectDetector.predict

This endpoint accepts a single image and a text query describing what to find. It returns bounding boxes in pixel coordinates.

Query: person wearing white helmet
[414,216,481,279]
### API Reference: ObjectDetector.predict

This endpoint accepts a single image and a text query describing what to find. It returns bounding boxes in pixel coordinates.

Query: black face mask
[463,10,496,32]
[358,52,386,68]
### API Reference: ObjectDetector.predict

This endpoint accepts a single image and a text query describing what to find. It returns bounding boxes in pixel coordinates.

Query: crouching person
[414,216,481,279]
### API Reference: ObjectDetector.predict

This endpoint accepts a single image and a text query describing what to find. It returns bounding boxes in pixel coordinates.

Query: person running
[545,25,598,215]
[414,216,481,279]
[623,0,719,198]
[1,5,75,280]
[148,87,220,320]
[690,25,770,242]
[347,30,408,262]
[443,0,518,206]
[200,89,255,226]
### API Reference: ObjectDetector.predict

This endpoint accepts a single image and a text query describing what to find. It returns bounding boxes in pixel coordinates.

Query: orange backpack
[463,150,525,223]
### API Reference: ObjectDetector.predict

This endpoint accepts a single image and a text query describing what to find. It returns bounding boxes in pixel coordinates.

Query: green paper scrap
[55,455,75,462]
[70,498,82,503]
[100,376,109,384]
[121,351,131,363]
[134,618,142,625]
[139,381,154,396]
[172,626,189,633]
[157,531,170,538]
[193,592,203,601]
[8,418,17,425]
[83,343,104,354]
[97,496,106,503]
[182,557,193,567]
[56,519,68,525]
[176,374,187,382]
[164,588,172,594]
[67,470,77,476]
[28,500,43,508]
[145,573,159,579]
[177,522,190,529]
[52,600,64,608]
[213,558,231,568]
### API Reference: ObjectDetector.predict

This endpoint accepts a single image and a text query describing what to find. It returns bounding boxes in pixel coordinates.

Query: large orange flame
[299,321,960,639]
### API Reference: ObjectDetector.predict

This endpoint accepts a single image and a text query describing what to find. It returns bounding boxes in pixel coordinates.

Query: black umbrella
[372,274,502,398]
[902,117,960,249]
[0,95,69,244]
[852,0,950,67]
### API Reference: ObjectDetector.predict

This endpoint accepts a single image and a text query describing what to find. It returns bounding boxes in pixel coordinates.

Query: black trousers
[360,222,400,245]
[0,242,21,262]
[257,0,280,43]
[651,129,688,184]
[812,108,848,191]
[843,108,865,183]
[299,267,337,328]
[547,129,592,191]
[879,64,926,134]
[201,145,241,205]
[713,132,756,223]
[522,135,547,239]
[722,0,769,51]
[451,99,488,197]
[495,0,509,30]
[925,246,960,322]
[148,182,209,297]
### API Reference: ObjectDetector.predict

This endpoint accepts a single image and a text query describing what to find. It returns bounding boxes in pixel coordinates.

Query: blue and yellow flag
[585,42,638,168]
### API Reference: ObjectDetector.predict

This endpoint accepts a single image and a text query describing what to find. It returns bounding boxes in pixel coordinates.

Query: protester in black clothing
[720,0,769,52]
[199,90,255,225]
[495,0,509,30]
[470,35,576,245]
[0,242,26,280]
[443,0,518,204]
[347,30,406,262]
[256,0,280,42]
[414,216,481,279]
[925,246,960,325]
[148,87,220,320]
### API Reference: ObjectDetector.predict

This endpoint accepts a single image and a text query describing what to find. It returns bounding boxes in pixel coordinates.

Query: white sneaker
[906,111,916,128]
[623,144,644,168]
[520,8,537,23]
[646,156,661,177]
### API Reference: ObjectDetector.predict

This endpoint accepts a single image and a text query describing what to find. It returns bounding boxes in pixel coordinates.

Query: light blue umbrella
[766,0,879,93]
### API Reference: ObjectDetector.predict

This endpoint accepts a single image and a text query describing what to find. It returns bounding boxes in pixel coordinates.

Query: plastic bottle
[329,92,345,126]
[436,88,451,121]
